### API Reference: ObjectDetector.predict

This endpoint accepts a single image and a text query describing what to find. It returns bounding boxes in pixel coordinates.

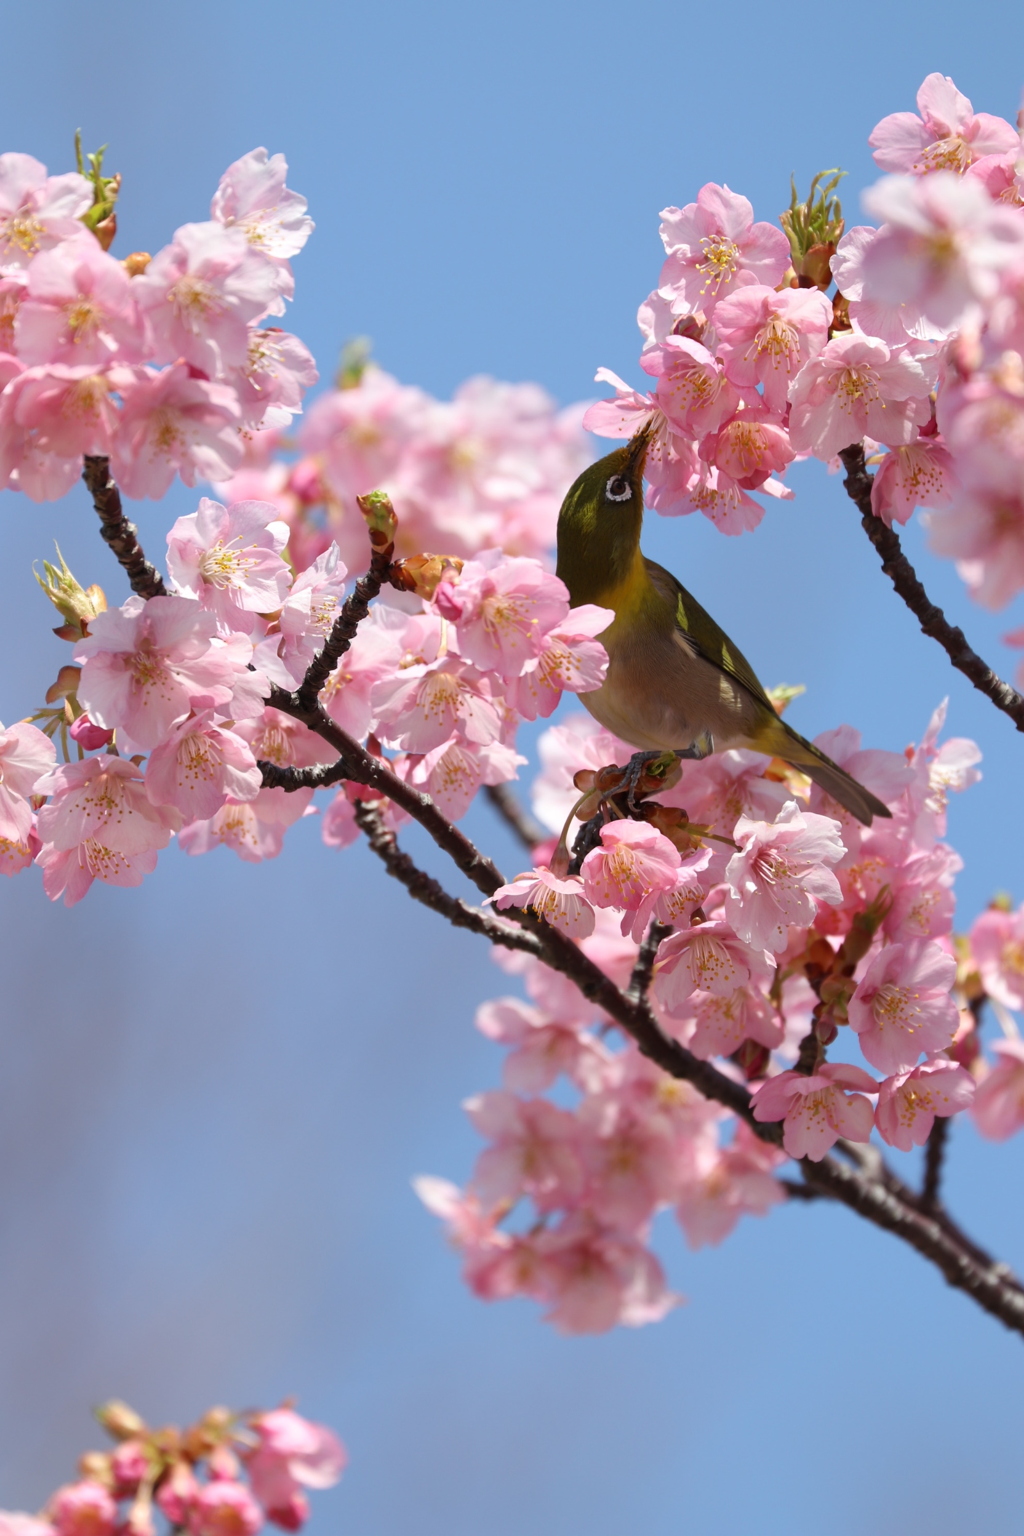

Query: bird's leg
[674,730,714,763]
[622,748,687,812]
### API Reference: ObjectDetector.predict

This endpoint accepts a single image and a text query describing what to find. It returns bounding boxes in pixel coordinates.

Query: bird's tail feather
[756,719,891,827]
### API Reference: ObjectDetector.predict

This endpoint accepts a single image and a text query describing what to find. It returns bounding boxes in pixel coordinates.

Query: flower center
[65,297,102,342]
[696,235,740,294]
[199,539,258,590]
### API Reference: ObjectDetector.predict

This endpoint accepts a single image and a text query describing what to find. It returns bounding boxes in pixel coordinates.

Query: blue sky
[1,4,1024,1533]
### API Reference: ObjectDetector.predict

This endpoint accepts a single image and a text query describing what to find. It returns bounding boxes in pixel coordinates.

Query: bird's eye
[605,474,631,503]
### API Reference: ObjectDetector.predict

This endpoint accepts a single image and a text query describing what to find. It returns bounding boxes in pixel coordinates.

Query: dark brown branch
[839,444,1024,732]
[779,1178,828,1202]
[484,782,548,853]
[627,921,672,1004]
[353,801,542,957]
[921,1115,950,1211]
[295,536,393,712]
[83,455,167,600]
[258,758,351,792]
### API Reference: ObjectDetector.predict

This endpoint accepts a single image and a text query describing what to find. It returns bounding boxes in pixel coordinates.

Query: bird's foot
[675,730,714,764]
[622,749,682,812]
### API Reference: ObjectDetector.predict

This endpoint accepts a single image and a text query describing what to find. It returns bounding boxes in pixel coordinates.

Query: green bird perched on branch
[555,427,890,827]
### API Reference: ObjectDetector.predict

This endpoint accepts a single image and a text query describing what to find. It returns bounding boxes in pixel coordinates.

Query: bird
[555,427,890,826]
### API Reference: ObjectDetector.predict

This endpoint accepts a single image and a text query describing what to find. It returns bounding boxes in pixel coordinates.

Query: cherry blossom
[372,658,503,754]
[0,364,118,499]
[658,183,790,312]
[724,801,844,953]
[503,604,612,721]
[751,1063,878,1160]
[111,363,243,498]
[714,284,832,414]
[847,940,959,1073]
[211,148,314,260]
[674,1125,785,1248]
[0,718,54,846]
[530,1214,679,1334]
[581,819,681,915]
[874,1057,975,1151]
[973,1039,1024,1141]
[652,920,775,1014]
[15,232,143,366]
[870,437,956,525]
[435,553,569,679]
[475,996,611,1093]
[639,335,739,438]
[48,1484,117,1536]
[869,73,1019,176]
[0,153,91,273]
[145,713,262,820]
[970,902,1024,1010]
[35,756,181,905]
[244,1410,345,1531]
[491,866,596,938]
[188,1481,263,1536]
[166,498,292,628]
[76,595,260,750]
[788,332,933,460]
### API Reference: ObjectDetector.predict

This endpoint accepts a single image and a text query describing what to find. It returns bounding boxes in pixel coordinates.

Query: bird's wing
[644,558,776,713]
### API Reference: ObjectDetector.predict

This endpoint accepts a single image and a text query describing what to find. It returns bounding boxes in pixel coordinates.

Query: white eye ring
[605,474,631,503]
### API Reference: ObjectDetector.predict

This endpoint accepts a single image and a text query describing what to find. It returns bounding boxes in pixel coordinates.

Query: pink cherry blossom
[0,153,91,273]
[874,1057,975,1151]
[579,1094,677,1228]
[624,847,712,943]
[48,1483,117,1536]
[133,221,285,376]
[166,497,291,628]
[531,1213,679,1333]
[436,553,569,679]
[699,410,795,491]
[156,1464,199,1526]
[76,595,260,750]
[869,73,1019,176]
[830,224,940,343]
[675,1123,785,1248]
[299,364,428,498]
[178,786,312,863]
[188,1481,263,1536]
[658,183,790,312]
[313,612,404,738]
[0,365,118,500]
[503,604,613,721]
[145,712,262,819]
[788,332,933,460]
[581,819,681,914]
[230,328,318,430]
[111,363,243,498]
[861,173,1024,329]
[751,1062,878,1160]
[713,285,832,414]
[640,335,740,438]
[466,1090,586,1209]
[0,719,55,844]
[245,1409,345,1531]
[973,1039,1024,1140]
[260,542,350,687]
[475,996,611,1093]
[870,437,956,525]
[491,866,596,938]
[847,939,959,1073]
[687,984,783,1060]
[35,756,180,905]
[211,148,313,260]
[581,366,659,440]
[652,920,774,1014]
[926,483,1024,608]
[0,1515,54,1536]
[372,658,503,754]
[969,903,1024,1010]
[15,233,144,366]
[401,735,523,821]
[725,801,844,952]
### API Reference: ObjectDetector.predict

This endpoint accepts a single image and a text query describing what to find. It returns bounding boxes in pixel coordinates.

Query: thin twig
[779,1178,828,1202]
[839,444,1024,732]
[484,782,548,853]
[295,537,394,711]
[353,801,542,956]
[83,456,167,600]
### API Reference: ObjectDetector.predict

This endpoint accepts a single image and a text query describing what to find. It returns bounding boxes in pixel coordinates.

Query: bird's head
[555,425,650,606]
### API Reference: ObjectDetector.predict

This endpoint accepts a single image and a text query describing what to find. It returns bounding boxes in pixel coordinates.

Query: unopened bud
[731,1038,771,1080]
[780,169,845,291]
[830,292,852,333]
[36,547,106,638]
[96,1399,146,1441]
[122,251,151,277]
[388,553,464,601]
[336,335,372,389]
[766,681,806,717]
[356,491,398,554]
[78,1453,114,1487]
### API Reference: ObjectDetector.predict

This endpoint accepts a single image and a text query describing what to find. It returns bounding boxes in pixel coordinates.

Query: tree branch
[295,516,394,712]
[353,801,543,956]
[484,783,548,853]
[839,444,1024,732]
[83,455,167,600]
[627,921,672,1004]
[921,1115,950,1211]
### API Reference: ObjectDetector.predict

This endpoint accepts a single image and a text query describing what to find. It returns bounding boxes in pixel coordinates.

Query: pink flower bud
[49,1483,117,1536]
[188,1481,263,1536]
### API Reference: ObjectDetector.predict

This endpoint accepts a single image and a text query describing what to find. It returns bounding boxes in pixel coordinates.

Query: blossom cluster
[418,703,1000,1332]
[0,145,317,501]
[211,363,590,578]
[1,497,614,897]
[584,72,1024,625]
[0,1398,345,1536]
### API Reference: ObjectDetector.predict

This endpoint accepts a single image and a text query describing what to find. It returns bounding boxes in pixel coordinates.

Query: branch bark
[83,455,167,600]
[839,444,1024,732]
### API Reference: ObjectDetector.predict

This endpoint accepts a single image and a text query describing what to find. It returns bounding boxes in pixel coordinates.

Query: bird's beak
[625,419,652,481]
